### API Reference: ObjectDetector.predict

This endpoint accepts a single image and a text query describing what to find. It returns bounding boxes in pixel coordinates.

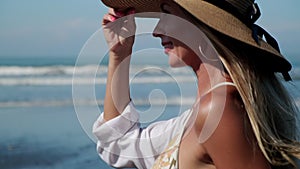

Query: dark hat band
[202,0,279,52]
[203,0,258,26]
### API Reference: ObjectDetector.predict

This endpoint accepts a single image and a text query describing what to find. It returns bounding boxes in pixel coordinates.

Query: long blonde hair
[203,26,300,168]
[180,9,300,168]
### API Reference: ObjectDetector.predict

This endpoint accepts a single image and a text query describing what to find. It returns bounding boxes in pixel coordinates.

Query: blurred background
[0,0,299,169]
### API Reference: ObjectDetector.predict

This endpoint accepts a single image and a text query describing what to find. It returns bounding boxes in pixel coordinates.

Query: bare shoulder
[194,85,270,169]
[194,84,241,133]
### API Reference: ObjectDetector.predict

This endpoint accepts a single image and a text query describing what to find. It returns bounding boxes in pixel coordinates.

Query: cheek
[169,44,199,68]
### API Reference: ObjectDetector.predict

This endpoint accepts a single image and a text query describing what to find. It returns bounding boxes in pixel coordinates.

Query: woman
[93,0,300,168]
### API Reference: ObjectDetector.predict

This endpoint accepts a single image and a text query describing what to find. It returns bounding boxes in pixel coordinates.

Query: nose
[152,31,161,37]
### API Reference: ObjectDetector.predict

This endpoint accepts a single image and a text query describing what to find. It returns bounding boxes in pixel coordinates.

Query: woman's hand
[102,8,136,61]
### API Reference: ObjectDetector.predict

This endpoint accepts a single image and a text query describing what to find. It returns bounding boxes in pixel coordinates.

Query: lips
[162,41,173,49]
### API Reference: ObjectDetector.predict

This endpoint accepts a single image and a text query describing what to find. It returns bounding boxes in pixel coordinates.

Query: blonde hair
[204,26,300,168]
[180,5,300,168]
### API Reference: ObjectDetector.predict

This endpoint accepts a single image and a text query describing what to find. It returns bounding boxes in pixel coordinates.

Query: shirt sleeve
[93,101,190,169]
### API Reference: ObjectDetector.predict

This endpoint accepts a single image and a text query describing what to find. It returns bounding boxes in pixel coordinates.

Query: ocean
[0,56,299,169]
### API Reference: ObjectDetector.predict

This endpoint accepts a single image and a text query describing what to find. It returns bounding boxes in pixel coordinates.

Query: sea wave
[0,65,194,77]
[0,75,196,86]
[0,65,298,86]
[1,97,296,108]
[0,97,195,108]
[290,67,300,80]
[0,65,102,76]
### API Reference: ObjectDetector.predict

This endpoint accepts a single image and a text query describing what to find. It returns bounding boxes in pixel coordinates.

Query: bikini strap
[192,82,236,108]
[205,82,236,95]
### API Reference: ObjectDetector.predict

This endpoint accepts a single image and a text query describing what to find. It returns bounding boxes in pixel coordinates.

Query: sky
[0,0,299,61]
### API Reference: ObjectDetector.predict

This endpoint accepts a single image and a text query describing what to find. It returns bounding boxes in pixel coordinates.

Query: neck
[194,62,229,97]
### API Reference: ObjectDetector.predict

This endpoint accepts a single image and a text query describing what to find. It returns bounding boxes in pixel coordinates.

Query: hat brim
[101,0,292,72]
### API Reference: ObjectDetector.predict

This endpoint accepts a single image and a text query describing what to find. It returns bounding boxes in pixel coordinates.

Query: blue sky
[0,0,299,61]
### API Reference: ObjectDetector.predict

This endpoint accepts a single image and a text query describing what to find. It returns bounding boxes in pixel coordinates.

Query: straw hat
[101,0,292,80]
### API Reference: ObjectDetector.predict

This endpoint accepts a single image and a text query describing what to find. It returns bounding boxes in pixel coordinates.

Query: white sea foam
[0,65,196,86]
[0,97,195,108]
[296,99,300,108]
[0,65,193,76]
[290,67,300,80]
[0,65,104,76]
[0,65,298,86]
[0,75,195,86]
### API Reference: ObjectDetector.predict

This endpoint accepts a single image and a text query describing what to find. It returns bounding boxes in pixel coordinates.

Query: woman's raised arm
[102,8,136,121]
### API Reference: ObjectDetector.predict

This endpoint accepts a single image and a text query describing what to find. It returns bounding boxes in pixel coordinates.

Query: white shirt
[93,101,191,169]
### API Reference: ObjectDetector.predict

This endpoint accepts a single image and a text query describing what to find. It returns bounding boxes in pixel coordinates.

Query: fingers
[110,8,135,16]
[108,8,126,18]
[102,14,116,25]
[102,8,135,25]
[102,7,136,53]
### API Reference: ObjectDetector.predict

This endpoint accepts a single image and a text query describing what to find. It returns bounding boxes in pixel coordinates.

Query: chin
[169,61,185,68]
[168,54,186,67]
